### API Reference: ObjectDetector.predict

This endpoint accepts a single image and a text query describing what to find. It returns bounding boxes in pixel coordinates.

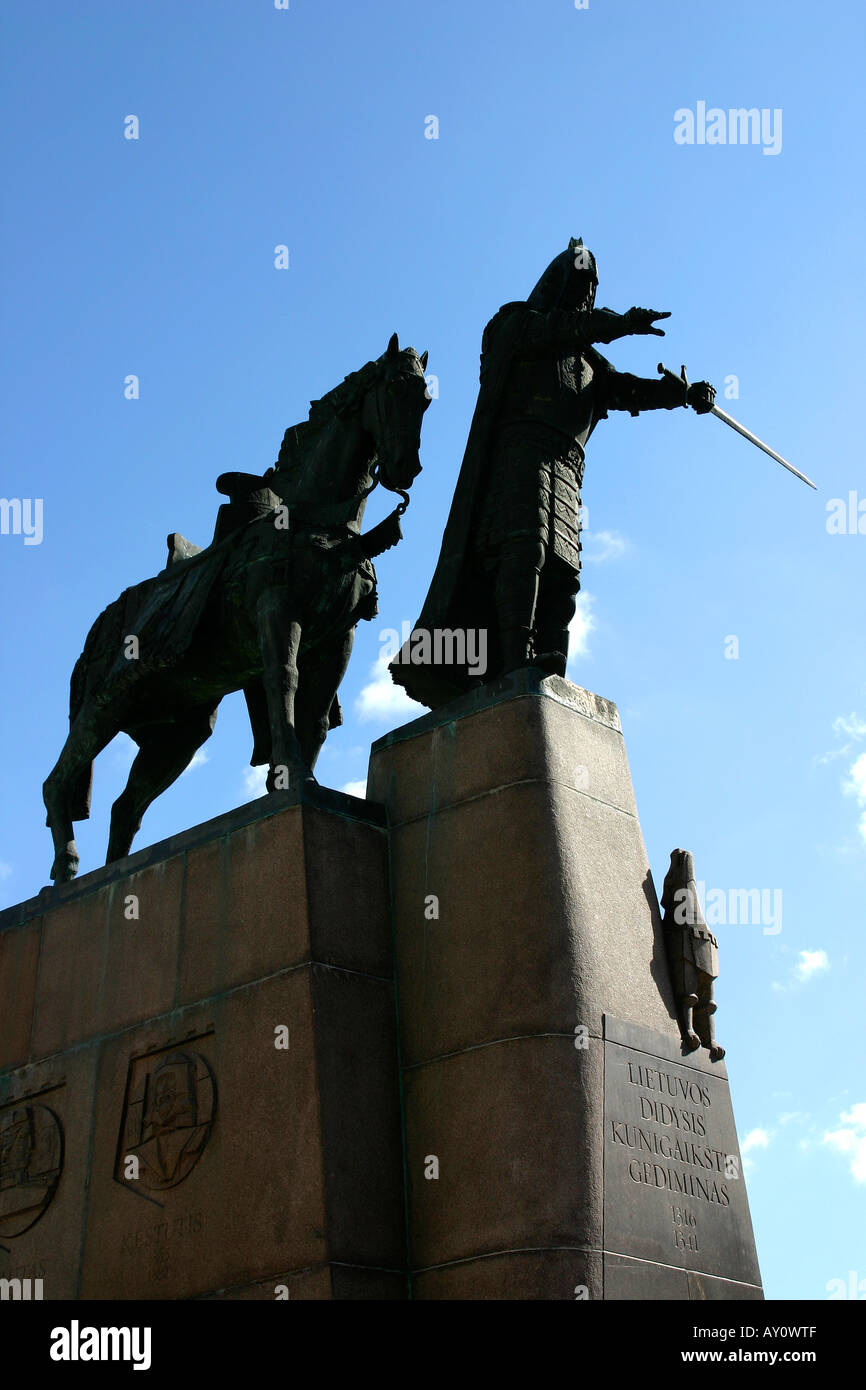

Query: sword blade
[710,405,817,490]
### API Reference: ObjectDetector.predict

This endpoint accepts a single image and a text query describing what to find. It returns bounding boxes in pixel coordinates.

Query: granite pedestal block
[368,669,762,1299]
[0,792,405,1300]
[0,672,762,1300]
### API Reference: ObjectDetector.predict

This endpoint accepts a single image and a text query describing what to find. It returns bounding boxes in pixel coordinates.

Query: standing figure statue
[661,848,725,1062]
[390,238,715,707]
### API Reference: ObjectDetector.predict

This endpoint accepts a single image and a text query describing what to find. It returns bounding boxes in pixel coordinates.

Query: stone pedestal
[368,670,762,1299]
[0,792,405,1300]
[1,672,762,1300]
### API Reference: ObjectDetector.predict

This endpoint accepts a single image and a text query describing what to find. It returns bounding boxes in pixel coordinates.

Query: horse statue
[43,334,430,883]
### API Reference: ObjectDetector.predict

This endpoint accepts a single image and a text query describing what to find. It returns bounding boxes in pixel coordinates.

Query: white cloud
[341,779,368,799]
[583,529,629,564]
[181,750,209,777]
[0,861,12,881]
[823,1103,866,1185]
[795,949,830,982]
[819,713,866,842]
[843,751,866,844]
[356,650,422,723]
[834,714,866,741]
[816,712,864,763]
[740,1127,772,1174]
[741,1128,771,1154]
[243,765,268,799]
[567,592,596,664]
[772,948,830,992]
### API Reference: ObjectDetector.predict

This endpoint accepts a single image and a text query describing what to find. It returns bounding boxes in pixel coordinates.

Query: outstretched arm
[492,304,672,358]
[579,306,671,347]
[603,366,715,417]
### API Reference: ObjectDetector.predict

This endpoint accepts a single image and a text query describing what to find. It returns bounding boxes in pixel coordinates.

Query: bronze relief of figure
[661,848,725,1061]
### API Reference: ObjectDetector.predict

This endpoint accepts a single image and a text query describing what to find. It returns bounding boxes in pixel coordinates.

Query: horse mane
[307,357,381,427]
[273,359,380,474]
[277,345,421,474]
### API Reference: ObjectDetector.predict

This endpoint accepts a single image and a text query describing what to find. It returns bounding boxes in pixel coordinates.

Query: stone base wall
[0,792,405,1300]
[368,670,762,1298]
[0,673,762,1299]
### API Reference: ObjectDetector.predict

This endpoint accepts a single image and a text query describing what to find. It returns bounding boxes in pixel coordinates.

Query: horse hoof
[684,1030,702,1052]
[709,1044,725,1061]
[267,766,318,797]
[50,852,79,883]
[534,652,568,678]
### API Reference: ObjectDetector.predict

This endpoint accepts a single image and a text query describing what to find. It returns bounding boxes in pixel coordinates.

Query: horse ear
[419,349,428,370]
[387,332,399,357]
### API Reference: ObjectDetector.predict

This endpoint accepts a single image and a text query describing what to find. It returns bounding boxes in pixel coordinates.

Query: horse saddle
[163,472,281,569]
[213,471,281,544]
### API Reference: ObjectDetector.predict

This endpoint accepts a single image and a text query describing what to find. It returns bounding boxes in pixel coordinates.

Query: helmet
[526,237,599,311]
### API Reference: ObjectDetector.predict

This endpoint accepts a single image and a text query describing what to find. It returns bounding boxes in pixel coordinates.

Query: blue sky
[1,0,864,1300]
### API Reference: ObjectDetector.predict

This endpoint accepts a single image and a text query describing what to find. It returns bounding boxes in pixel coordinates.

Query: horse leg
[43,709,117,883]
[242,679,272,768]
[255,586,310,796]
[106,709,217,864]
[296,629,355,772]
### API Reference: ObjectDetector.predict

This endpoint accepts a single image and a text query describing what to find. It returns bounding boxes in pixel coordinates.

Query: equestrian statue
[43,335,430,882]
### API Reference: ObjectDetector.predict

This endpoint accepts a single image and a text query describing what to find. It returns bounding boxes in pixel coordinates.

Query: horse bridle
[367,369,417,518]
[370,465,411,517]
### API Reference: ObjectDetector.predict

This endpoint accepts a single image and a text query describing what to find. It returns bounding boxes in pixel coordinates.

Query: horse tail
[68,584,134,728]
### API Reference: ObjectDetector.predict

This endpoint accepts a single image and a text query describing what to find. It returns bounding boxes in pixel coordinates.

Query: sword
[658,363,817,491]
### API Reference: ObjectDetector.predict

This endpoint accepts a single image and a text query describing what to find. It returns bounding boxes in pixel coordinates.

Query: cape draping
[69,545,229,726]
[70,524,377,726]
[388,302,532,708]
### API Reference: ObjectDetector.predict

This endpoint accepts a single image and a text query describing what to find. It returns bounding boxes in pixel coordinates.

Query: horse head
[364,333,430,501]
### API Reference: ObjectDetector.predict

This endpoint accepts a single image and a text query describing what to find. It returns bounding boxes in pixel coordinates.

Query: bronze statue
[661,848,725,1061]
[390,238,716,707]
[43,335,430,882]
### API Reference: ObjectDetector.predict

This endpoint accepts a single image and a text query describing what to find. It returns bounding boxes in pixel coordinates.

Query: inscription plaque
[603,1017,761,1292]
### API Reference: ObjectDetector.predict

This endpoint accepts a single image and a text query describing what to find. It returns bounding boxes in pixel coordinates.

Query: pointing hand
[624,307,671,337]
